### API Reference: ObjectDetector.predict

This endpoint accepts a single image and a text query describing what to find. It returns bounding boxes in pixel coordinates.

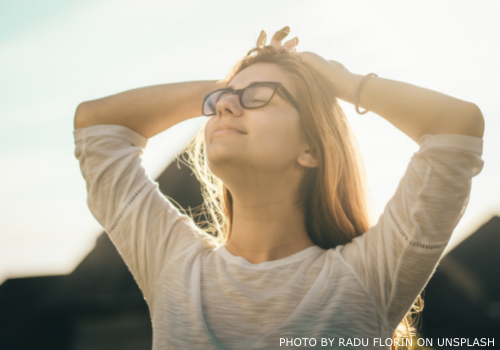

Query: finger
[283,37,299,49]
[256,30,267,48]
[271,26,290,46]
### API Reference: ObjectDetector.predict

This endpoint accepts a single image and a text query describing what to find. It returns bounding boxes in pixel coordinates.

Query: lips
[213,123,246,135]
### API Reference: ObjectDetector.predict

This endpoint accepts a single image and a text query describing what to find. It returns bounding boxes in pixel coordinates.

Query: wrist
[334,72,363,103]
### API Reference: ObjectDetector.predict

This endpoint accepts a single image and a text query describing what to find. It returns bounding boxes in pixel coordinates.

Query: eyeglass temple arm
[278,86,301,113]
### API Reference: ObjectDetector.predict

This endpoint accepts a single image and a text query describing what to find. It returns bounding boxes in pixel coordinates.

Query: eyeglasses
[202,81,300,117]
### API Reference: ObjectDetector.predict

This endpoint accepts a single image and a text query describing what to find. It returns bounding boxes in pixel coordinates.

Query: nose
[216,94,243,118]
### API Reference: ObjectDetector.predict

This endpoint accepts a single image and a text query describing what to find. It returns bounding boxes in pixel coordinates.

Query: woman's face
[205,62,310,181]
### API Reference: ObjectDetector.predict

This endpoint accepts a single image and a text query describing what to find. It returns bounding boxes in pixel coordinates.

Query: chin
[206,145,243,172]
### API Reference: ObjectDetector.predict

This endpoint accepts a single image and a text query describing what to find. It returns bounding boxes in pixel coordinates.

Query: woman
[73,27,484,349]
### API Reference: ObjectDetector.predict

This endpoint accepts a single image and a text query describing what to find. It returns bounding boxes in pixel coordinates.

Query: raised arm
[299,52,485,142]
[74,80,225,138]
[340,72,484,141]
[73,80,226,300]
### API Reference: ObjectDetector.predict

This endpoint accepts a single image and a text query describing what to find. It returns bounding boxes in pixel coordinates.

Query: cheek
[204,117,216,147]
[250,117,303,164]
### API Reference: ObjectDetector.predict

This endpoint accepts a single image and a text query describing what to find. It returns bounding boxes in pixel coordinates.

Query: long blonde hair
[185,45,422,349]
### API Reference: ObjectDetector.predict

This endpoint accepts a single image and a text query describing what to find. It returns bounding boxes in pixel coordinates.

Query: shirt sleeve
[74,124,216,302]
[339,133,484,330]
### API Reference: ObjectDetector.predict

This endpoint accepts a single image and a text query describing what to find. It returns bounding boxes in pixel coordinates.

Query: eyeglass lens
[203,83,277,116]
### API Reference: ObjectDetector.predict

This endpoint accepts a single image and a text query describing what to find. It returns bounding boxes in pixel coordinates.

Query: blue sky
[1,0,499,283]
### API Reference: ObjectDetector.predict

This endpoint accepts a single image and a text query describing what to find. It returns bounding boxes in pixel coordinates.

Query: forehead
[228,62,297,96]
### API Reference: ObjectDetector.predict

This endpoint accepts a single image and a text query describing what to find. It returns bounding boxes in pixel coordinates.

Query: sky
[0,0,499,284]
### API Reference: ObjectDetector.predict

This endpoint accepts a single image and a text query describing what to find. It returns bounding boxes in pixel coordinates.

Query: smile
[213,129,243,136]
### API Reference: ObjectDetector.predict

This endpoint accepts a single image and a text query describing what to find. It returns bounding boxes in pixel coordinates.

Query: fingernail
[280,26,290,33]
[274,29,289,41]
[294,36,299,45]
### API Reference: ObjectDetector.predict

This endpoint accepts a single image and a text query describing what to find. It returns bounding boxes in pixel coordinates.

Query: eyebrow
[225,80,293,105]
[226,81,260,90]
[226,81,288,98]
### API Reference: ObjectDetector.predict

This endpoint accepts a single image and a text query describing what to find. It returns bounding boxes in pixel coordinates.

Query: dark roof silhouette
[421,216,500,344]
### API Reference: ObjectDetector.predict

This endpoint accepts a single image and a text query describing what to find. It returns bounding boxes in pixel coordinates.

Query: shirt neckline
[197,244,330,349]
[215,244,323,269]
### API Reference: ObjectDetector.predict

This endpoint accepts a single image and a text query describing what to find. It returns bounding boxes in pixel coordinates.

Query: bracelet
[354,73,378,115]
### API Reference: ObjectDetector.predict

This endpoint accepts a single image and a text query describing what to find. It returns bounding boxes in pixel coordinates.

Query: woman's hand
[257,26,299,52]
[257,27,356,99]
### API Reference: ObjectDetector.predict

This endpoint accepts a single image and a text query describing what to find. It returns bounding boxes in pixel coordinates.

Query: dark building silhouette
[420,216,500,347]
[0,152,499,349]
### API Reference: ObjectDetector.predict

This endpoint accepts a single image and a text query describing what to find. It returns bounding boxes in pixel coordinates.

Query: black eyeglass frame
[201,81,301,116]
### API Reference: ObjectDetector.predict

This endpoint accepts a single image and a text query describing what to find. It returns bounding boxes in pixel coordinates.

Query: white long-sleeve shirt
[74,124,484,349]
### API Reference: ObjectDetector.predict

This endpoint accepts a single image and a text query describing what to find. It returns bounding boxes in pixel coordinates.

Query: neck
[222,170,315,264]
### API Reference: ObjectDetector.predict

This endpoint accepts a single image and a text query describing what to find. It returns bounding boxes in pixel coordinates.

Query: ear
[297,145,319,168]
